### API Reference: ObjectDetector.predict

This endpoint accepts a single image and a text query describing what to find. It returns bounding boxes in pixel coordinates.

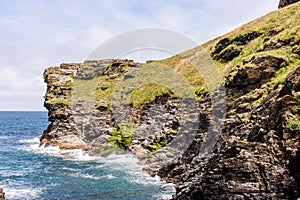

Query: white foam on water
[19,137,95,161]
[18,137,40,144]
[0,171,25,178]
[61,167,79,172]
[106,174,116,179]
[19,138,176,199]
[61,149,96,161]
[99,153,176,199]
[0,136,9,140]
[3,187,43,200]
[1,179,43,200]
[19,137,61,157]
[69,172,116,180]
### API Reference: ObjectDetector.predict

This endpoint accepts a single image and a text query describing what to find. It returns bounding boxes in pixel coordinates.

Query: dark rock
[226,56,286,96]
[269,29,283,37]
[213,45,242,61]
[212,38,231,55]
[279,0,300,8]
[231,31,262,46]
[0,188,5,200]
[100,84,108,90]
[292,46,300,57]
[165,66,300,199]
[212,32,261,62]
[260,40,283,51]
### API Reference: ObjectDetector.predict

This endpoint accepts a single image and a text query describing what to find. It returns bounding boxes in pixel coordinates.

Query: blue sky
[0,0,278,111]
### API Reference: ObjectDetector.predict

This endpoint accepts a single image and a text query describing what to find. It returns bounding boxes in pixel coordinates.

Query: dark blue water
[0,112,174,200]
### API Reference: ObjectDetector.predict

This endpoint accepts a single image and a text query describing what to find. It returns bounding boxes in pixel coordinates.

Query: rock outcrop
[279,0,300,8]
[0,188,5,200]
[158,66,300,199]
[41,2,300,199]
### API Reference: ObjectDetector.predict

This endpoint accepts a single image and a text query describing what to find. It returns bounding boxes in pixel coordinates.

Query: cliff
[41,2,300,199]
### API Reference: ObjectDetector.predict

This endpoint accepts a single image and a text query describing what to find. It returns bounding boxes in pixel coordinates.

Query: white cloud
[0,68,45,96]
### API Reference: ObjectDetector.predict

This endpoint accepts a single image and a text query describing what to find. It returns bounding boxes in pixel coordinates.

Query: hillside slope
[41,2,300,199]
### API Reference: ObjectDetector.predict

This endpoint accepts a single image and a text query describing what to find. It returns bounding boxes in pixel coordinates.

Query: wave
[0,171,25,178]
[19,137,95,161]
[0,136,10,140]
[3,187,42,200]
[18,137,176,199]
[69,172,116,180]
[0,180,43,200]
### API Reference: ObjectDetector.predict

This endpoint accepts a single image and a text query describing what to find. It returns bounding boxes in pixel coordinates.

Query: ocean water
[0,112,175,200]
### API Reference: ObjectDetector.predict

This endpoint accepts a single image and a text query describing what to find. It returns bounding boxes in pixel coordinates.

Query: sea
[0,111,175,200]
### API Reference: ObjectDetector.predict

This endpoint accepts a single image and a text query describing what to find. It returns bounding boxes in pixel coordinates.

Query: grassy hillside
[64,2,300,110]
[114,2,300,108]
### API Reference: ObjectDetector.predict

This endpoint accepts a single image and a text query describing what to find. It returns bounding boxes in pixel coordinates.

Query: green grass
[46,98,71,107]
[129,83,174,108]
[49,2,300,111]
[287,120,300,130]
[108,122,137,150]
[149,137,165,153]
[94,61,136,109]
[294,96,300,109]
[149,129,178,154]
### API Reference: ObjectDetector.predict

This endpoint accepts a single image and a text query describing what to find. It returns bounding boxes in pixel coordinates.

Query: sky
[0,0,278,111]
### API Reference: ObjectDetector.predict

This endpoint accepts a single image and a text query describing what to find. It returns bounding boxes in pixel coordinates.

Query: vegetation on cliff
[41,2,300,199]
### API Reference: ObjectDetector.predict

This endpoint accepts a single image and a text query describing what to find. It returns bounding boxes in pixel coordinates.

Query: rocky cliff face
[279,0,300,8]
[159,65,300,199]
[41,2,300,199]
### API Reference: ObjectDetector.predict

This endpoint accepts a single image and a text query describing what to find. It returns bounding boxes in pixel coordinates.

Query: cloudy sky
[0,0,278,111]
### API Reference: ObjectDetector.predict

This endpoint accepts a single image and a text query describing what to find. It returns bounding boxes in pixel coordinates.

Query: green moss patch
[109,122,137,150]
[149,137,165,153]
[287,120,300,130]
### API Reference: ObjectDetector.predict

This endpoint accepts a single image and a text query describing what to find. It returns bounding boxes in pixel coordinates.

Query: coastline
[40,2,300,199]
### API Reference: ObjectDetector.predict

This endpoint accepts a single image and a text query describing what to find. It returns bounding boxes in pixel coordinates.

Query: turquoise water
[0,112,175,200]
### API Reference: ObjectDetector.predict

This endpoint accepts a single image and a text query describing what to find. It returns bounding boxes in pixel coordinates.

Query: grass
[149,137,165,153]
[149,129,178,154]
[108,122,137,150]
[294,96,300,109]
[287,120,300,130]
[94,61,136,109]
[129,83,174,108]
[112,62,198,108]
[71,61,136,110]
[94,76,119,110]
[48,2,300,112]
[46,98,71,107]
